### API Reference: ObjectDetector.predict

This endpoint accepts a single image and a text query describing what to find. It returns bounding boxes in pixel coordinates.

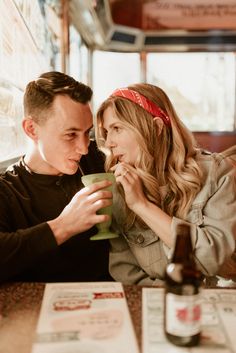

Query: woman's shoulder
[197,148,236,174]
[217,145,236,167]
[195,148,236,197]
[188,148,236,209]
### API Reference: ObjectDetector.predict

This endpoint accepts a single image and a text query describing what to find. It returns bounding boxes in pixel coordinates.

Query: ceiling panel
[70,0,236,52]
[109,0,236,31]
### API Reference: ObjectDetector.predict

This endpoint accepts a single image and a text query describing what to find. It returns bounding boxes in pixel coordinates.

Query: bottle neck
[172,231,195,267]
[166,224,203,284]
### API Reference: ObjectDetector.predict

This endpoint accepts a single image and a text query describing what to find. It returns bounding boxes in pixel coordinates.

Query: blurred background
[0,0,236,168]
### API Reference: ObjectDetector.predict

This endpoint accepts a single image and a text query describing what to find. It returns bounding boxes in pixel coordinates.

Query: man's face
[34,95,93,175]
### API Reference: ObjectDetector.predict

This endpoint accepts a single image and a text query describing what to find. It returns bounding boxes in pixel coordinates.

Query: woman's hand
[111,162,148,212]
[111,162,173,248]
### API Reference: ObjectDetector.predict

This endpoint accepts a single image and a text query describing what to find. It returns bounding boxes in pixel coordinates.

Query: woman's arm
[109,236,164,286]
[113,156,236,276]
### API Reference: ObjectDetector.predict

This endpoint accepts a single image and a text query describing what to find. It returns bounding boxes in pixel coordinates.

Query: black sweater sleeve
[0,178,58,281]
[0,221,57,282]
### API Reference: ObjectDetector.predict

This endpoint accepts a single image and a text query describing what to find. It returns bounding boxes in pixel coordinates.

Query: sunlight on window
[147,53,235,131]
[0,0,53,163]
[93,51,140,112]
[93,51,235,132]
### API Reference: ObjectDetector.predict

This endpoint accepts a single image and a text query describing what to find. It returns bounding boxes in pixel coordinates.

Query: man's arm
[0,177,111,281]
[0,222,57,282]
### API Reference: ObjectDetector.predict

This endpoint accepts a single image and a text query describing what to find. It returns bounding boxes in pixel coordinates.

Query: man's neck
[24,151,62,176]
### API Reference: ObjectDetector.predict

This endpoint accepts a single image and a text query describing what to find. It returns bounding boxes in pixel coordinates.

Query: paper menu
[142,287,236,353]
[31,282,139,353]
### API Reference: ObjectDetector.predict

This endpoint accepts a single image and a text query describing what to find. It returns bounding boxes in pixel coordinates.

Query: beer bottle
[164,223,202,347]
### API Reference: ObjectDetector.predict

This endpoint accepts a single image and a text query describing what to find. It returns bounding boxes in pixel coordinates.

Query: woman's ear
[153,117,164,136]
[22,117,38,141]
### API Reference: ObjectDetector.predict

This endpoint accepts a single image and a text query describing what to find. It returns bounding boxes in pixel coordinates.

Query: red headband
[111,88,171,127]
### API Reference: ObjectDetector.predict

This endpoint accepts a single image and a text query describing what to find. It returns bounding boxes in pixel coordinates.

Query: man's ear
[22,117,38,141]
[153,117,164,136]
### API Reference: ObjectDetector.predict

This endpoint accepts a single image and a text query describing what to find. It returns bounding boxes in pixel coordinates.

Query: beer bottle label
[166,292,201,337]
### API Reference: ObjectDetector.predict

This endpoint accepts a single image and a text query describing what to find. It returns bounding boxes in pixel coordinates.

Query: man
[0,71,113,282]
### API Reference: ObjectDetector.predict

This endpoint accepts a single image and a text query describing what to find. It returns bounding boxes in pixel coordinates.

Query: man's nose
[75,136,89,155]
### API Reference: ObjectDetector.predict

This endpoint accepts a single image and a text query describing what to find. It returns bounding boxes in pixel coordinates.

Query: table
[0,280,236,353]
[0,282,143,353]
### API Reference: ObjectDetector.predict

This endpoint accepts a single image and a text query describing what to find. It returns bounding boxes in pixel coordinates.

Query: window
[147,52,236,131]
[0,0,54,163]
[92,51,140,112]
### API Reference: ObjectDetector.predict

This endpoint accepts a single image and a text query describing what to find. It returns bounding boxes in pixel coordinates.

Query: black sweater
[0,141,112,283]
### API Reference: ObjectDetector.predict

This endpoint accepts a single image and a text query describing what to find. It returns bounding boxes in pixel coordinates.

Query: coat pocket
[124,229,162,267]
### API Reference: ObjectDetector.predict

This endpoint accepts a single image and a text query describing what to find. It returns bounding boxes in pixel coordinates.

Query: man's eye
[66,133,76,139]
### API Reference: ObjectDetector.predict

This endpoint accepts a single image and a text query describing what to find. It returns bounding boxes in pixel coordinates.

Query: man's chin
[65,160,80,174]
[65,167,79,175]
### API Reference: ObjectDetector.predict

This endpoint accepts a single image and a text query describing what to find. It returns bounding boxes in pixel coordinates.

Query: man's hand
[48,180,112,244]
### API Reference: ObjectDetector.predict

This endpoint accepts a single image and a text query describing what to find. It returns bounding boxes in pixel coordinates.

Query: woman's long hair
[96,83,203,229]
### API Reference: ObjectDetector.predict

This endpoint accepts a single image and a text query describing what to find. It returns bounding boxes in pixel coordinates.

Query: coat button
[136,234,144,244]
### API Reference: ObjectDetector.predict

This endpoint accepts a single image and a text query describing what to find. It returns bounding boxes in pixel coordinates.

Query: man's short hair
[23,71,93,122]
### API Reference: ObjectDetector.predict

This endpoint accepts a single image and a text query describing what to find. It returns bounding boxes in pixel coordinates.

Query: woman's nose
[105,132,115,148]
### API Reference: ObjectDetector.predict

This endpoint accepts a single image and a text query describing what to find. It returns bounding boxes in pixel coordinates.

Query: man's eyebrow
[65,125,93,132]
[64,127,79,131]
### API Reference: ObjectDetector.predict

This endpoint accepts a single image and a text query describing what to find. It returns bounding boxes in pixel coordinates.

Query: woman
[96,83,236,285]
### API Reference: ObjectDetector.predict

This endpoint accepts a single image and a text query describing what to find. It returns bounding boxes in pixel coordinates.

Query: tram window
[69,25,82,80]
[68,26,90,85]
[92,51,140,112]
[80,43,90,85]
[0,81,26,163]
[0,0,55,165]
[147,52,235,132]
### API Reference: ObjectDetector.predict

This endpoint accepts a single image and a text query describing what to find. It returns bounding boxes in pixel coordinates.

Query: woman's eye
[102,129,107,138]
[113,126,121,132]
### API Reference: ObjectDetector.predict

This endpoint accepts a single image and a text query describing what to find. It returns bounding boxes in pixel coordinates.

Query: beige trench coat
[109,149,236,285]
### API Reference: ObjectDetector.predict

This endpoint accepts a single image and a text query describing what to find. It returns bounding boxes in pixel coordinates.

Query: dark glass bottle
[164,224,202,347]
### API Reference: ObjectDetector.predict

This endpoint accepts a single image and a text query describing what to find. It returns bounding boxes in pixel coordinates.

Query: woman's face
[102,106,140,165]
